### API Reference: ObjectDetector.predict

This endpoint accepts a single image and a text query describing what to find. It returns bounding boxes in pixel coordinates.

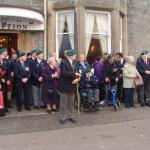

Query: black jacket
[13,61,31,86]
[59,57,76,94]
[136,58,150,81]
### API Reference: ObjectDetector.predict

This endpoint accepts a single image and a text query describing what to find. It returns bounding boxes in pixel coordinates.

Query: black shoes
[25,107,31,111]
[17,107,22,112]
[59,119,66,125]
[59,118,77,125]
[69,118,77,124]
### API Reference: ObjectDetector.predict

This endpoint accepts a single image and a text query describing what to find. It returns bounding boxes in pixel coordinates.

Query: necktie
[22,62,25,68]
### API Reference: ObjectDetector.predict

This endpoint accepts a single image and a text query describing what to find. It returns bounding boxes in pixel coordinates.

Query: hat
[31,49,37,54]
[36,50,44,55]
[0,48,7,54]
[141,50,149,56]
[107,54,114,59]
[18,51,26,58]
[65,49,76,56]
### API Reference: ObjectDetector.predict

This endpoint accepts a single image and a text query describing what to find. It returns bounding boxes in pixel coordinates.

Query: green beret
[65,49,76,56]
[36,50,44,55]
[141,50,149,56]
[18,51,26,57]
[0,48,7,54]
[107,54,114,59]
[31,49,38,54]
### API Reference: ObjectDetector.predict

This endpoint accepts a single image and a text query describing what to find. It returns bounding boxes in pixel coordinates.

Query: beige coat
[123,63,137,88]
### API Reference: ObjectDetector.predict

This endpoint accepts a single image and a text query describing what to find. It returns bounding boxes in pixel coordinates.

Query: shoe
[40,105,46,109]
[17,108,22,112]
[34,106,40,110]
[69,118,77,124]
[5,109,9,113]
[47,110,51,114]
[141,103,145,107]
[59,119,66,125]
[52,109,59,113]
[25,107,31,111]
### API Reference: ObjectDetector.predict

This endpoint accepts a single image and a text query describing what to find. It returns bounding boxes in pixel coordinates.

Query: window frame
[85,10,111,54]
[56,10,75,59]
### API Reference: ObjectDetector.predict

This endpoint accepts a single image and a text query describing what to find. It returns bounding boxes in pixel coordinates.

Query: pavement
[0,105,150,150]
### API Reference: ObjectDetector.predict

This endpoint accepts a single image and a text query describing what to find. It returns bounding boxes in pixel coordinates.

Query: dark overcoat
[136,58,150,81]
[42,65,59,105]
[59,57,76,94]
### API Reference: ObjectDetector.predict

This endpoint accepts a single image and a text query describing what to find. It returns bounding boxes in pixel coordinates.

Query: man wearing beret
[0,48,11,113]
[27,49,37,106]
[59,49,81,124]
[13,52,31,111]
[136,50,150,106]
[32,50,47,109]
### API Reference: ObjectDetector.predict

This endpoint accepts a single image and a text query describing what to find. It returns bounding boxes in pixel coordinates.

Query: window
[85,10,111,64]
[56,10,74,58]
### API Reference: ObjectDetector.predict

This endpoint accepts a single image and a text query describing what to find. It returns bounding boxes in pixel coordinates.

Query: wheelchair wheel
[112,104,118,111]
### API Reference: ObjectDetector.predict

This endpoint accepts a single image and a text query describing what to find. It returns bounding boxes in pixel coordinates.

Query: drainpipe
[44,0,48,59]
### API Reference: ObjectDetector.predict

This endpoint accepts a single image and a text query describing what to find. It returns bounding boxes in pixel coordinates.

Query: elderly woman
[42,57,59,113]
[123,56,139,108]
[76,53,90,75]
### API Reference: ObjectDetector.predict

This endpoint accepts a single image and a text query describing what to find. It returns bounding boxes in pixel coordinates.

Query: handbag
[0,90,5,117]
[0,91,4,109]
[134,70,144,86]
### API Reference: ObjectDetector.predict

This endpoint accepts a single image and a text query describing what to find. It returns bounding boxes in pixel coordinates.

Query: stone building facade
[0,0,44,55]
[48,0,128,60]
[127,0,150,57]
[0,0,149,58]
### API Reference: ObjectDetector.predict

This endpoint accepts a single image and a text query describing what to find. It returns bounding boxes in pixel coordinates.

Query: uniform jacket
[26,57,36,85]
[0,58,11,83]
[136,57,150,81]
[13,60,31,86]
[32,59,47,86]
[59,57,77,94]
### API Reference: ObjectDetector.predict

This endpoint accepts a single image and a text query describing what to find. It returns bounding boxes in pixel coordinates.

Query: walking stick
[76,82,80,115]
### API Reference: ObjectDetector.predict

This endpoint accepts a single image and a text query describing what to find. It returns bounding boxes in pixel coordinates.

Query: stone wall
[127,0,150,56]
[0,0,44,12]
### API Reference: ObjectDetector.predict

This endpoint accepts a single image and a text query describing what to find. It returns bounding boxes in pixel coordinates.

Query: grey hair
[47,57,56,64]
[126,56,135,63]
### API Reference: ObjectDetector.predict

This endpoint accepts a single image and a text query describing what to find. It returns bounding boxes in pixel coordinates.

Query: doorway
[0,33,17,56]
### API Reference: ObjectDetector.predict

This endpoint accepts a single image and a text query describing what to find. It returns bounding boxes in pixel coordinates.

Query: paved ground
[0,105,150,150]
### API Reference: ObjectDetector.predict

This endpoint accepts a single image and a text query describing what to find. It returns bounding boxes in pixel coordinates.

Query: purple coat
[42,65,59,105]
[93,60,105,84]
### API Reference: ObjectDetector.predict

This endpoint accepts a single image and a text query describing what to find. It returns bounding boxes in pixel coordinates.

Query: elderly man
[136,50,150,106]
[59,49,81,124]
[14,52,31,111]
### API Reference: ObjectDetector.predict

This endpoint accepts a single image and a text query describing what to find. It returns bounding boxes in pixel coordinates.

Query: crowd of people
[0,47,150,124]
